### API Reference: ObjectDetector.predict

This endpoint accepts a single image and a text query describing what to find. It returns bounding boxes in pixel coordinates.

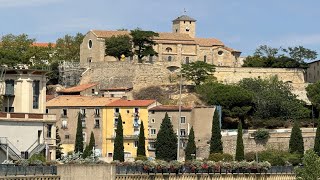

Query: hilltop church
[80,15,242,68]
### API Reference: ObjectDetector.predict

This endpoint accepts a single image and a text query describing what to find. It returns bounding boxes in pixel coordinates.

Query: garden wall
[0,175,60,180]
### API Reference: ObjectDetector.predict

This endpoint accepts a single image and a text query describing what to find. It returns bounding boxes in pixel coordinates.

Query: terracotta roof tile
[46,95,55,102]
[222,46,241,53]
[149,105,192,111]
[32,42,56,47]
[58,83,99,93]
[91,30,129,38]
[107,99,156,107]
[46,96,119,107]
[155,32,194,41]
[194,38,224,46]
[100,87,133,91]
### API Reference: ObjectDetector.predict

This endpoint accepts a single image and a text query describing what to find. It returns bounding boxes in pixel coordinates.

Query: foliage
[133,86,169,104]
[258,149,302,166]
[28,153,46,165]
[137,121,146,157]
[253,45,280,57]
[185,127,196,160]
[130,29,159,63]
[74,112,84,153]
[209,108,223,154]
[208,153,233,162]
[155,113,177,161]
[53,33,84,61]
[314,120,320,156]
[113,114,124,162]
[252,129,270,141]
[59,152,102,164]
[181,61,215,85]
[83,131,95,158]
[244,151,257,162]
[105,35,132,60]
[135,155,148,161]
[289,122,304,155]
[239,76,310,119]
[295,150,320,180]
[283,46,318,62]
[235,122,244,161]
[306,81,320,111]
[196,82,254,120]
[56,127,63,159]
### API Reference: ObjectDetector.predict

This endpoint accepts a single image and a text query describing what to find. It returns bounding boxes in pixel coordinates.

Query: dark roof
[149,105,192,111]
[308,59,320,64]
[173,15,196,22]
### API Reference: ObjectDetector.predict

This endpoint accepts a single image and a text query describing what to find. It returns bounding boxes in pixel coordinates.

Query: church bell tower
[172,15,196,38]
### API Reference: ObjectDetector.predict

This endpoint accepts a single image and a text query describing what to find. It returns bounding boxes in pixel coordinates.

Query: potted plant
[169,161,182,174]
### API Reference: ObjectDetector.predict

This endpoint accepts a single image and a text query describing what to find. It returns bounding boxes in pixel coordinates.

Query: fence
[116,165,294,175]
[0,165,57,176]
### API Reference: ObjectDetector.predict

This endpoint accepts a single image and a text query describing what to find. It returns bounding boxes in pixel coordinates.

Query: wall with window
[307,60,320,83]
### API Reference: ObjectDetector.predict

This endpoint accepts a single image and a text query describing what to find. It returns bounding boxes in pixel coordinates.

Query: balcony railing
[0,112,56,122]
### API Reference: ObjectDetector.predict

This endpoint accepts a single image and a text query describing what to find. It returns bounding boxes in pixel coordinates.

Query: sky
[0,0,320,56]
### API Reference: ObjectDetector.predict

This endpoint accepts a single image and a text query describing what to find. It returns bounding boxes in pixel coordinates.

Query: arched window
[168,56,172,62]
[165,47,172,53]
[204,55,207,63]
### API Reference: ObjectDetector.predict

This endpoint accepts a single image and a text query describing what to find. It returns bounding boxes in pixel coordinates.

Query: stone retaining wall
[0,175,60,180]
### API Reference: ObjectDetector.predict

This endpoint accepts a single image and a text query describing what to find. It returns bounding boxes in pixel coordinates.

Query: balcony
[0,112,56,123]
[94,113,100,118]
[114,112,119,117]
[107,135,138,140]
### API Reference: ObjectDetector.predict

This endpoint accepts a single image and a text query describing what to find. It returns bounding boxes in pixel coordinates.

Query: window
[62,109,67,117]
[62,120,67,129]
[92,89,95,94]
[46,109,49,114]
[175,29,178,33]
[95,119,100,128]
[165,47,172,53]
[149,56,153,63]
[184,21,185,24]
[218,51,224,55]
[185,57,190,64]
[80,109,86,116]
[108,153,113,157]
[95,108,100,117]
[47,124,52,138]
[180,129,186,136]
[204,55,207,63]
[149,142,155,150]
[33,80,40,109]
[83,132,86,142]
[4,107,14,112]
[88,40,93,49]
[87,57,92,63]
[151,118,155,123]
[151,111,155,114]
[134,141,138,148]
[189,21,191,24]
[168,56,172,62]
[5,79,14,95]
[180,117,186,124]
[168,116,172,121]
[82,118,86,128]
[127,110,130,114]
[65,135,70,139]
[114,118,119,126]
[150,129,156,135]
[181,141,186,148]
[114,108,120,116]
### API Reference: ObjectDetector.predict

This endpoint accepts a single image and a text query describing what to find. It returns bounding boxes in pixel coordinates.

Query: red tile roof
[194,38,224,46]
[107,99,156,107]
[100,87,133,91]
[46,96,119,107]
[32,42,56,47]
[46,95,55,102]
[149,105,192,111]
[58,83,99,93]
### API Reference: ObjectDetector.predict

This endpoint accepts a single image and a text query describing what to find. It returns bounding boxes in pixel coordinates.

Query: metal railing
[0,165,57,176]
[0,137,21,160]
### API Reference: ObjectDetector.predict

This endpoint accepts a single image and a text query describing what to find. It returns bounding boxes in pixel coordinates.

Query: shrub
[28,153,46,165]
[258,149,302,166]
[208,153,233,162]
[253,129,270,141]
[245,151,257,162]
[135,155,148,161]
[133,86,169,104]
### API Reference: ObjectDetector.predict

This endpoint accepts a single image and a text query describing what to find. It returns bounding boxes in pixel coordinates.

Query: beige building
[80,15,241,68]
[57,83,100,96]
[0,69,57,161]
[148,105,215,159]
[46,96,118,155]
[307,60,320,83]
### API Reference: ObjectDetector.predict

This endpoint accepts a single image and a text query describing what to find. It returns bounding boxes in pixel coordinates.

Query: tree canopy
[295,150,320,180]
[306,81,320,111]
[53,33,84,61]
[130,29,159,63]
[185,127,196,160]
[209,108,223,154]
[181,61,215,85]
[105,35,132,60]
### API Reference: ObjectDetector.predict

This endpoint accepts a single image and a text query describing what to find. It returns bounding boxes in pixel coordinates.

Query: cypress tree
[314,120,320,156]
[83,131,95,158]
[235,121,244,161]
[209,108,223,154]
[137,121,146,157]
[74,112,84,153]
[113,114,124,161]
[56,127,63,159]
[185,126,196,161]
[155,112,177,161]
[289,122,304,155]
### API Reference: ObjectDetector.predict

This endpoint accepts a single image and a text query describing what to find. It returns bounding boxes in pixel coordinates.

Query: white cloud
[0,0,62,8]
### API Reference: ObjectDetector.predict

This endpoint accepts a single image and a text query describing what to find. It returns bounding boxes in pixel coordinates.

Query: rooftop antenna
[183,8,187,15]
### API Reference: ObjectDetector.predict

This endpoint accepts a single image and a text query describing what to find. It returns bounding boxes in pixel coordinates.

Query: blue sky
[0,0,320,56]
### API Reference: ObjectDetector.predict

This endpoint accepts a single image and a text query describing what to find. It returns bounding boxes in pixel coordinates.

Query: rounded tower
[172,15,196,38]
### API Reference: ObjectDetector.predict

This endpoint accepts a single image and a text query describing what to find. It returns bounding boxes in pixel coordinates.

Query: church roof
[91,30,129,38]
[173,15,196,22]
[194,38,224,46]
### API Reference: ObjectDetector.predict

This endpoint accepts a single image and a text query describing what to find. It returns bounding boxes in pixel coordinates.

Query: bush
[245,151,257,162]
[208,153,233,162]
[253,129,270,141]
[258,149,302,166]
[135,155,148,161]
[28,153,46,165]
[133,86,169,104]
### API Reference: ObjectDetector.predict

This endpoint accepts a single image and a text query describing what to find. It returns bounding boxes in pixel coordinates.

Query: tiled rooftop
[107,99,156,107]
[46,96,119,107]
[58,83,99,93]
[149,105,192,111]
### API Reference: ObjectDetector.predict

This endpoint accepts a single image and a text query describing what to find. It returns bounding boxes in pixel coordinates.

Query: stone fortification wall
[81,62,308,102]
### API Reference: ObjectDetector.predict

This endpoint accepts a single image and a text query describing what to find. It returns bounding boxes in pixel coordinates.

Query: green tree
[56,127,63,159]
[314,120,320,156]
[133,86,169,104]
[289,122,304,155]
[105,35,133,60]
[113,114,124,161]
[253,45,279,57]
[83,131,95,158]
[295,150,320,180]
[196,82,253,121]
[185,127,196,160]
[53,33,84,61]
[74,112,84,153]
[181,61,215,86]
[306,81,320,111]
[210,108,223,154]
[155,112,177,161]
[239,76,310,119]
[130,29,159,63]
[283,46,317,62]
[137,121,146,157]
[235,121,244,161]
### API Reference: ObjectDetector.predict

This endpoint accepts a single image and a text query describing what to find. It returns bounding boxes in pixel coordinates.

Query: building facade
[306,60,320,83]
[104,100,158,161]
[80,15,241,68]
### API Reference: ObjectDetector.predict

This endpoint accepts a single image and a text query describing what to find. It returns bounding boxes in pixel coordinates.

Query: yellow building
[103,99,158,161]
